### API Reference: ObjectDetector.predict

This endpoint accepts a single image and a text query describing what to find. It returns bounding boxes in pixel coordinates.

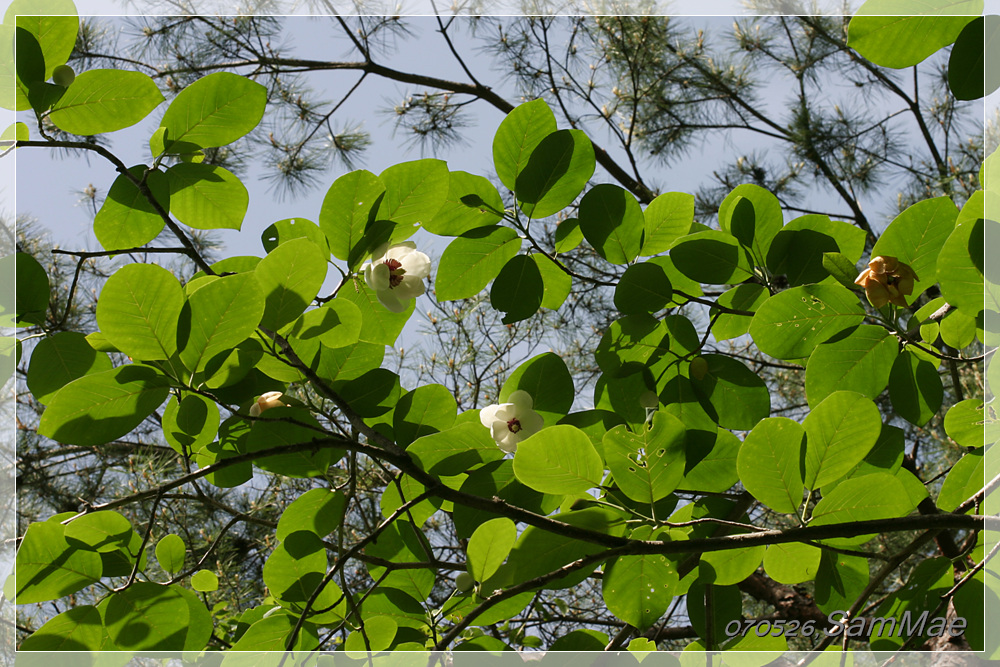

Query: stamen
[507,418,522,433]
[384,258,405,288]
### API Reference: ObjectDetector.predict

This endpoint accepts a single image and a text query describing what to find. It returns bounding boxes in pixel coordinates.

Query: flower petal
[508,390,534,413]
[369,243,390,264]
[491,421,510,444]
[519,409,544,437]
[376,288,408,313]
[400,250,432,280]
[497,431,519,453]
[393,275,426,300]
[480,404,502,428]
[367,262,391,291]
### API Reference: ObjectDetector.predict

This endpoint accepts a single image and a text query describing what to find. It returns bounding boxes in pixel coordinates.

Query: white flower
[362,242,432,313]
[479,390,544,453]
[250,391,286,417]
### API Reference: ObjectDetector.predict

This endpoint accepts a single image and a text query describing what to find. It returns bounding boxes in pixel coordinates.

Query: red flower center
[507,418,522,433]
[383,258,404,288]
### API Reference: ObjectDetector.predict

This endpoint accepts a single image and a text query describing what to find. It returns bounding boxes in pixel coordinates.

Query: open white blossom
[363,242,432,313]
[479,390,544,453]
[250,391,286,417]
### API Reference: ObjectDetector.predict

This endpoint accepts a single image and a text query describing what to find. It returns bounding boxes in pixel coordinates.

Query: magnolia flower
[479,390,544,453]
[363,242,432,313]
[854,255,919,308]
[250,391,286,417]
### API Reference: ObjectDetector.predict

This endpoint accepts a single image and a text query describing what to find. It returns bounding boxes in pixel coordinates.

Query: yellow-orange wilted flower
[854,256,919,308]
[250,391,286,417]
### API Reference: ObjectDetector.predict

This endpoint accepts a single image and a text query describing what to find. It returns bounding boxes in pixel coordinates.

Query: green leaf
[191,570,219,592]
[393,383,457,448]
[14,252,49,326]
[848,1,981,68]
[700,541,765,586]
[377,158,450,237]
[550,630,609,651]
[407,421,504,477]
[96,263,184,361]
[869,557,954,650]
[815,551,869,614]
[717,184,783,263]
[93,166,169,251]
[467,517,517,583]
[736,417,805,514]
[264,531,344,622]
[681,428,740,494]
[337,368,400,418]
[27,331,112,405]
[18,606,103,651]
[500,352,575,430]
[436,225,522,301]
[246,407,337,478]
[285,300,363,361]
[949,17,1000,99]
[938,218,985,315]
[276,488,347,541]
[338,280,412,346]
[254,237,327,331]
[578,183,645,264]
[1,121,28,141]
[155,533,186,573]
[166,162,249,231]
[345,616,398,652]
[162,393,220,456]
[603,411,686,504]
[532,253,572,310]
[380,475,443,527]
[803,391,882,490]
[493,98,557,192]
[314,340,385,384]
[491,254,544,324]
[937,447,984,512]
[871,196,960,303]
[686,582,743,644]
[810,472,916,546]
[319,169,385,269]
[179,273,265,373]
[749,284,865,360]
[64,511,134,553]
[640,191,694,256]
[554,217,583,253]
[822,251,863,289]
[939,305,977,349]
[513,424,603,495]
[888,349,943,426]
[38,365,171,446]
[365,520,436,602]
[15,521,102,603]
[7,3,78,80]
[423,170,504,236]
[689,354,770,430]
[261,217,330,257]
[944,398,985,448]
[762,542,821,585]
[453,460,560,539]
[766,215,867,285]
[805,325,899,406]
[48,70,163,135]
[229,613,319,652]
[104,582,211,651]
[710,283,768,341]
[669,230,754,284]
[603,533,677,630]
[159,72,267,151]
[516,129,595,219]
[614,262,672,314]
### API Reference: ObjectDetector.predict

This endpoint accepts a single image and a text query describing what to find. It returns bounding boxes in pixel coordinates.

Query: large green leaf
[407,421,504,477]
[155,533,186,573]
[255,237,327,331]
[7,3,78,80]
[848,1,981,68]
[766,215,867,285]
[493,98,557,192]
[815,551,869,614]
[467,517,517,584]
[603,411,686,504]
[179,273,265,373]
[888,349,943,426]
[393,383,457,448]
[700,541,766,586]
[949,16,1000,99]
[276,488,347,541]
[166,162,249,231]
[263,531,345,623]
[614,262,672,315]
[937,447,984,512]
[38,365,170,446]
[491,254,544,324]
[578,183,644,264]
[640,191,694,256]
[18,606,103,651]
[681,428,740,494]
[27,331,112,405]
[424,170,504,236]
[15,520,102,604]
[158,72,267,152]
[516,129,595,219]
[513,424,603,495]
[48,70,163,135]
[435,225,522,301]
[13,252,49,326]
[871,196,960,303]
[247,407,336,478]
[749,285,865,360]
[689,354,770,430]
[318,169,385,269]
[809,472,915,546]
[938,218,985,315]
[93,166,169,251]
[261,217,329,256]
[365,520,436,602]
[380,475,443,527]
[64,510,134,554]
[602,528,676,630]
[96,263,184,361]
[284,300,362,363]
[336,368,400,418]
[869,557,954,650]
[943,398,985,449]
[377,158,450,237]
[736,417,805,514]
[803,391,882,490]
[500,352,575,427]
[762,542,822,585]
[533,253,572,310]
[711,284,768,342]
[669,230,754,285]
[453,459,560,539]
[804,325,898,406]
[104,582,212,651]
[717,183,783,263]
[162,393,219,456]
[337,280,412,347]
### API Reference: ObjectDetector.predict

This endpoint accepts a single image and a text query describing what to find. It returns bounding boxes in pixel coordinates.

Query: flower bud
[250,391,286,417]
